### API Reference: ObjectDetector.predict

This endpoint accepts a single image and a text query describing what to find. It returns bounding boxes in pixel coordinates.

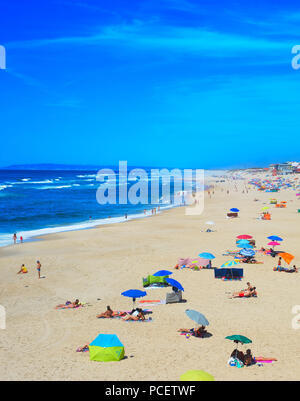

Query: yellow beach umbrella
[262,206,269,211]
[180,370,215,381]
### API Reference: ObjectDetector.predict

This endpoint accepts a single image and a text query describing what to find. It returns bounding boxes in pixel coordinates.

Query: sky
[0,0,300,169]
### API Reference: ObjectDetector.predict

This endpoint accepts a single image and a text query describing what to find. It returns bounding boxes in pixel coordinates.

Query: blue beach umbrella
[240,249,255,257]
[230,208,240,212]
[185,309,209,326]
[237,244,253,249]
[267,235,283,242]
[237,239,250,245]
[198,252,215,260]
[121,289,147,306]
[165,278,184,292]
[153,270,173,277]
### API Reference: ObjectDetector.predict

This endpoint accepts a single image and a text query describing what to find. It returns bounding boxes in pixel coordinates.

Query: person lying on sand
[178,326,207,337]
[122,308,145,321]
[96,305,113,318]
[17,264,28,274]
[76,344,89,352]
[274,265,298,273]
[229,286,257,298]
[56,299,81,308]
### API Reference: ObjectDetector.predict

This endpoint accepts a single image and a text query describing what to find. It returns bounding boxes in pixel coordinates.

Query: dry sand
[0,175,299,381]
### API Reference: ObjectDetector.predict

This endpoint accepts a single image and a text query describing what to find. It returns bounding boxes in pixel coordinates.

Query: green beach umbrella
[225,335,252,344]
[180,370,215,381]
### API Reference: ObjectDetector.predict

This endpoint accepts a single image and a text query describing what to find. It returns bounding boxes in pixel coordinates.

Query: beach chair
[166,290,182,304]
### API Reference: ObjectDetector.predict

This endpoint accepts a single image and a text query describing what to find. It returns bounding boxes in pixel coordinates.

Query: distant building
[270,162,296,175]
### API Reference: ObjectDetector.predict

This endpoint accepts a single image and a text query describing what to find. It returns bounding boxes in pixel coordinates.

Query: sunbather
[229,286,257,298]
[76,344,89,352]
[231,349,245,363]
[274,264,298,273]
[96,305,114,318]
[178,326,207,337]
[244,349,255,366]
[56,299,81,308]
[122,308,145,321]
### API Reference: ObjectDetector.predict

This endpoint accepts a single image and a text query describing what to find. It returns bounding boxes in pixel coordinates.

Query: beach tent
[180,370,214,381]
[89,334,124,362]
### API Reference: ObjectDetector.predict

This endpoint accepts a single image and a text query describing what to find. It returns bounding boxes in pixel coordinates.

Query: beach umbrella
[237,244,253,249]
[267,235,283,241]
[121,289,147,306]
[237,239,250,245]
[230,208,240,213]
[225,335,252,345]
[180,370,214,381]
[205,221,215,225]
[198,252,215,260]
[262,206,269,211]
[239,249,255,257]
[267,241,280,247]
[221,260,240,268]
[185,309,209,326]
[165,278,184,292]
[153,270,173,277]
[278,252,294,265]
[237,235,252,240]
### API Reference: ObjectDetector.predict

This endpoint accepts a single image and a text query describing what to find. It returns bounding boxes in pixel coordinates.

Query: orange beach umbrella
[278,252,294,265]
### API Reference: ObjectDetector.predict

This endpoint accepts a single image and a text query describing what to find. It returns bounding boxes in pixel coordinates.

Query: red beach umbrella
[268,241,280,247]
[237,235,253,240]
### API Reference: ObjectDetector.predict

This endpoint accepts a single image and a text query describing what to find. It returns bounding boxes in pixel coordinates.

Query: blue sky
[0,0,300,169]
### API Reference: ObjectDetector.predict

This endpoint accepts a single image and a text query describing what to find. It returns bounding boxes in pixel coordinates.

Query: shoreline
[0,202,182,249]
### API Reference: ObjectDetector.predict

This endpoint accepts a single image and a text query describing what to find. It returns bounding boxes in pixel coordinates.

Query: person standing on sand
[36,260,42,279]
[13,233,17,244]
[277,256,282,271]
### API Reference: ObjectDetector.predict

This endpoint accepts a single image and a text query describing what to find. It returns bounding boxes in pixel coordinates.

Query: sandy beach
[0,174,299,381]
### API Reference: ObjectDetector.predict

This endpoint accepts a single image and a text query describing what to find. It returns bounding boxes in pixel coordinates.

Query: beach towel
[139,300,165,306]
[123,318,153,323]
[55,304,84,310]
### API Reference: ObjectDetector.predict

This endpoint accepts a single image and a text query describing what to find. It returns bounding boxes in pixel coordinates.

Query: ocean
[0,168,223,247]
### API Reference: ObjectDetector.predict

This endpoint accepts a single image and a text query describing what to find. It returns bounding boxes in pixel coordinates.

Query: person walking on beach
[13,233,17,244]
[20,236,23,243]
[36,260,42,279]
